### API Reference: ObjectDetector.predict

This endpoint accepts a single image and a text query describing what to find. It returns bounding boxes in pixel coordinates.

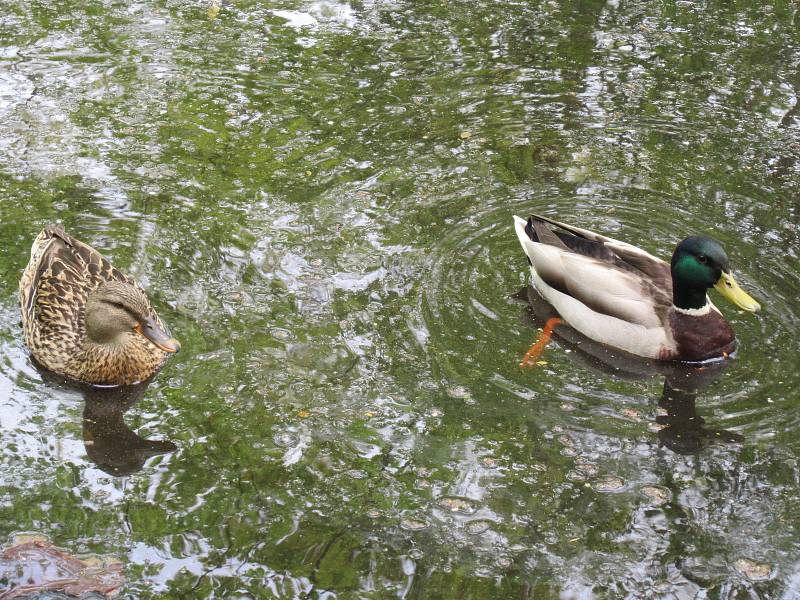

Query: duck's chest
[668,308,736,361]
[66,337,167,385]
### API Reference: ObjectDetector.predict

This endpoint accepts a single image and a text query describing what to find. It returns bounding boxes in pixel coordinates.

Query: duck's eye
[697,255,708,264]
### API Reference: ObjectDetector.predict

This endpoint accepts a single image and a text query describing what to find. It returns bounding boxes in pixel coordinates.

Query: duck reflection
[33,362,176,475]
[82,383,177,476]
[517,287,743,454]
[656,381,743,454]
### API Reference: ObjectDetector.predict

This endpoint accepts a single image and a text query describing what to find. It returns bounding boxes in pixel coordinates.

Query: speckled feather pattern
[19,226,171,385]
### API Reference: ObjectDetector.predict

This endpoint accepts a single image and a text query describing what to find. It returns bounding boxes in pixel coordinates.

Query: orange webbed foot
[519,317,562,368]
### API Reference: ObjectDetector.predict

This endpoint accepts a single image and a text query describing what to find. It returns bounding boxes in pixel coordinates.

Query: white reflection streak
[282,426,311,467]
[184,485,219,514]
[399,555,415,599]
[450,439,495,501]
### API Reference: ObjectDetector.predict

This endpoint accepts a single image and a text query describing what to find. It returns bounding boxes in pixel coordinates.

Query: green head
[670,236,760,312]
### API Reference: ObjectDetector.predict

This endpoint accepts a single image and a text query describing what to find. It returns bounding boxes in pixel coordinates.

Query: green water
[1,0,799,597]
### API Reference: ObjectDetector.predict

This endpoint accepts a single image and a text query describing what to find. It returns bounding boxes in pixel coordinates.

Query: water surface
[1,0,799,597]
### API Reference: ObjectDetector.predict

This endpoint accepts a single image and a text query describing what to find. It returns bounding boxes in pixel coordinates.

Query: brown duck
[19,226,180,385]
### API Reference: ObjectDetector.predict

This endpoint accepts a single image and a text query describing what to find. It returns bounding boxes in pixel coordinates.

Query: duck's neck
[71,337,161,385]
[672,283,709,311]
[75,341,136,384]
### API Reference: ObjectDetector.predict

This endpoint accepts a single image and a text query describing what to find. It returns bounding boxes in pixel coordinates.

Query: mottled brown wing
[20,226,142,369]
[49,227,134,288]
[51,227,168,330]
[20,228,86,368]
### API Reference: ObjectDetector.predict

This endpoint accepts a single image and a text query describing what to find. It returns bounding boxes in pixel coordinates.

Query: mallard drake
[19,226,180,385]
[513,214,760,362]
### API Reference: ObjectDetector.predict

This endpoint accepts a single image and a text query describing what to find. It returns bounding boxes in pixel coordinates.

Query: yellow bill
[714,271,761,312]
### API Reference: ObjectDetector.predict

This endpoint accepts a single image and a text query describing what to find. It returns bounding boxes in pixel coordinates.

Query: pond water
[1,0,799,597]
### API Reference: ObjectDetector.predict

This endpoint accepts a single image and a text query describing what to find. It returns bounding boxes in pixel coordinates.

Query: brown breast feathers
[669,308,737,361]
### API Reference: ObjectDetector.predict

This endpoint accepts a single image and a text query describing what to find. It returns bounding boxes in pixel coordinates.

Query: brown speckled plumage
[19,226,176,385]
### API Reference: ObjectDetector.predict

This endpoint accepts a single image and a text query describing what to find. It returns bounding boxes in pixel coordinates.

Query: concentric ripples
[416,185,800,592]
[421,187,800,441]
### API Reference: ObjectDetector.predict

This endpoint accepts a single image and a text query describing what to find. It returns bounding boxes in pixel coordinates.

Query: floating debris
[459,131,472,140]
[400,518,430,531]
[734,558,773,581]
[465,520,492,535]
[0,535,124,599]
[593,475,625,492]
[641,485,671,506]
[438,496,478,515]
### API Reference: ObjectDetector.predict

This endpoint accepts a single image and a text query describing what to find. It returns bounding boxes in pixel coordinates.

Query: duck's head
[670,236,760,313]
[85,281,181,353]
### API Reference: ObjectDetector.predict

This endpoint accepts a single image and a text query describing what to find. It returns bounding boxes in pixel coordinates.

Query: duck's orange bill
[520,317,562,368]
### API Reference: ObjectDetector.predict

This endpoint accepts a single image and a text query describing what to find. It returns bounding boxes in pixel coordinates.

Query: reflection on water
[82,385,176,477]
[34,366,177,477]
[657,381,744,455]
[0,0,799,597]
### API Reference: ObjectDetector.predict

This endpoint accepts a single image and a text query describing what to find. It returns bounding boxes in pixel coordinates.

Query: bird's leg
[519,317,562,367]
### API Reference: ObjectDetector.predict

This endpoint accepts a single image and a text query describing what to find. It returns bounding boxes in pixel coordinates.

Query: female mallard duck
[19,226,180,385]
[513,214,760,362]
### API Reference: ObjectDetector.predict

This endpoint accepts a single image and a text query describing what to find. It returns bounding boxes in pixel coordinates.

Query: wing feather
[513,214,673,326]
